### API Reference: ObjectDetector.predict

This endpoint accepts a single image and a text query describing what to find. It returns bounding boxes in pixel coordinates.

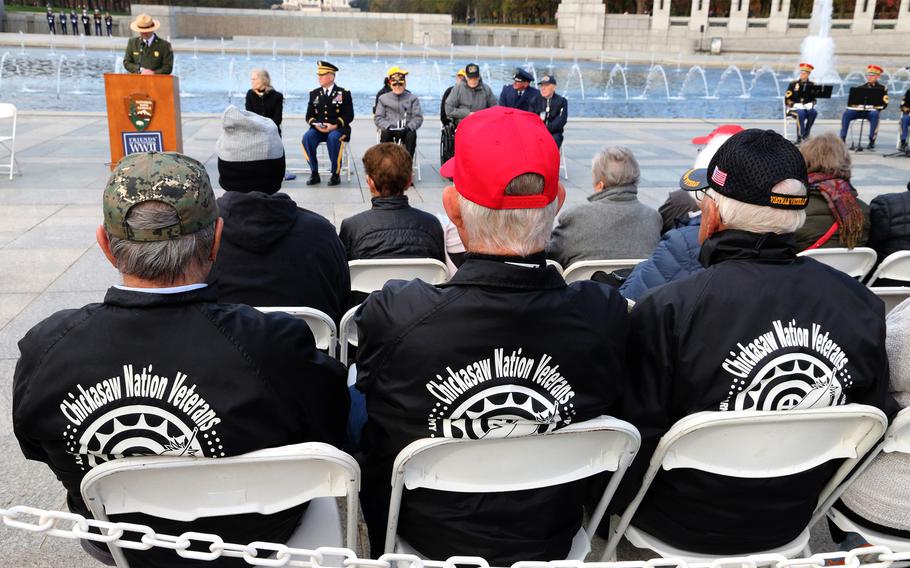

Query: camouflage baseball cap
[103,152,218,242]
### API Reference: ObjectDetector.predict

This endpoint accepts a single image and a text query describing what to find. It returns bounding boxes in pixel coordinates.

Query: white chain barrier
[3,505,910,568]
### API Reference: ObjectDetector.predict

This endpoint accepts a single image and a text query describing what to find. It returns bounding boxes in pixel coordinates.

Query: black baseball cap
[679,129,809,210]
[538,74,557,85]
[465,63,481,78]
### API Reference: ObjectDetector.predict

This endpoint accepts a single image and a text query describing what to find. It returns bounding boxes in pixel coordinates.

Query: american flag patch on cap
[712,166,728,186]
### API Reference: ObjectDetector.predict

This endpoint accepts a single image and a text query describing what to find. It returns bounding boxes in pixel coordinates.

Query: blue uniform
[900,90,910,149]
[498,85,540,112]
[784,79,817,141]
[46,11,56,34]
[840,82,888,147]
[535,92,568,149]
[302,84,354,175]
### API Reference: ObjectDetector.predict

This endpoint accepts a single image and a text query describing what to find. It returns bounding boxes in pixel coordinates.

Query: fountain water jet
[563,63,585,100]
[603,64,629,100]
[55,54,67,99]
[800,0,839,84]
[192,37,198,59]
[637,65,671,100]
[678,65,710,98]
[220,37,225,60]
[749,66,781,97]
[713,65,748,98]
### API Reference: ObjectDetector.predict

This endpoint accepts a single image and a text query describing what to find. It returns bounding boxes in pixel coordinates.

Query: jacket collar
[699,229,798,268]
[441,252,565,290]
[588,184,639,203]
[104,285,217,308]
[371,195,410,209]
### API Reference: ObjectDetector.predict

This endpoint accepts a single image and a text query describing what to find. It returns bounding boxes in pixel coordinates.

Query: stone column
[556,0,606,50]
[896,0,910,30]
[728,0,749,33]
[767,0,791,33]
[689,0,710,31]
[652,0,671,31]
[852,0,876,33]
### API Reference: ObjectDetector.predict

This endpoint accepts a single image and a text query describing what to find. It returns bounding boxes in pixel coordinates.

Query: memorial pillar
[689,0,710,31]
[896,0,910,31]
[652,0,671,31]
[768,0,792,33]
[728,0,749,32]
[852,0,876,33]
[556,0,606,49]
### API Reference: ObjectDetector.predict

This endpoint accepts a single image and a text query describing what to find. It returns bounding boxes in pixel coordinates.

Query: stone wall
[4,12,132,36]
[134,5,451,47]
[451,25,558,48]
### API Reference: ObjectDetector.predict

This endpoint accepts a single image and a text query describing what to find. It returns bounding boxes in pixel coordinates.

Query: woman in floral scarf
[796,132,870,251]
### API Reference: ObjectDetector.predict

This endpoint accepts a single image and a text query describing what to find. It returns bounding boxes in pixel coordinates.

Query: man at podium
[123,14,173,75]
[784,62,817,143]
[839,64,888,149]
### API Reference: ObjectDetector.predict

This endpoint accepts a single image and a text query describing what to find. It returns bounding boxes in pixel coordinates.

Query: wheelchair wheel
[440,123,456,167]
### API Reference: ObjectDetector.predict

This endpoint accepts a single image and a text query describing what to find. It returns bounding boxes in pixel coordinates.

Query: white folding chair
[255,306,338,358]
[602,405,888,562]
[348,258,449,294]
[0,103,20,180]
[546,258,564,274]
[291,139,352,181]
[824,408,910,551]
[562,259,646,284]
[560,146,568,180]
[384,416,641,559]
[867,251,910,286]
[782,98,796,142]
[798,247,878,280]
[80,442,361,567]
[869,287,910,314]
[339,304,360,367]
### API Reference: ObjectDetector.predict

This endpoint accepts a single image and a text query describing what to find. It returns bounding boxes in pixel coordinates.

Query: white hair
[251,68,272,91]
[707,178,807,234]
[591,146,639,188]
[458,174,559,257]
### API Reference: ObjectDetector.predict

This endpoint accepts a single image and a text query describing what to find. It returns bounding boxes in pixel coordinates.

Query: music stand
[846,86,886,152]
[810,85,834,99]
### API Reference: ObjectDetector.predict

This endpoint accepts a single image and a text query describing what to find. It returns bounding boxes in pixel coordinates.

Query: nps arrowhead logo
[124,92,155,131]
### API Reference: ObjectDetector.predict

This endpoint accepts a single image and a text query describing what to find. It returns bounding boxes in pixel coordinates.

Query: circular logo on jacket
[439,385,562,439]
[731,353,844,411]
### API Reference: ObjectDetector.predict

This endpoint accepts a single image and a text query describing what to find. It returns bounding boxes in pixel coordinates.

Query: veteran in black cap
[534,74,567,149]
[498,67,540,112]
[303,60,354,186]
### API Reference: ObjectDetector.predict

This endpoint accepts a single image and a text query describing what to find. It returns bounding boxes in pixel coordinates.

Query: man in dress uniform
[302,61,354,187]
[104,12,113,36]
[46,7,56,35]
[81,8,91,36]
[123,14,174,75]
[59,9,67,34]
[69,10,78,37]
[93,9,102,36]
[840,64,889,149]
[785,62,818,143]
[535,74,567,149]
[498,67,539,112]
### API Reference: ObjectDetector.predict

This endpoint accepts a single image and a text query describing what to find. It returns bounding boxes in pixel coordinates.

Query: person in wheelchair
[443,63,496,126]
[785,62,818,144]
[839,64,888,150]
[374,66,423,158]
[440,69,466,127]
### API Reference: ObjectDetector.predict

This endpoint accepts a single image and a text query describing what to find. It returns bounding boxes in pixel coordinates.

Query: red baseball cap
[691,124,744,146]
[440,107,559,210]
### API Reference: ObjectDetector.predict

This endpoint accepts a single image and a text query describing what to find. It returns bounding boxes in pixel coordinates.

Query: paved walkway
[1,112,910,566]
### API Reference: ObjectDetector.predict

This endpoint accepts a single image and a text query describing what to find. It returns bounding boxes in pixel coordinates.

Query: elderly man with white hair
[353,107,631,564]
[611,129,897,554]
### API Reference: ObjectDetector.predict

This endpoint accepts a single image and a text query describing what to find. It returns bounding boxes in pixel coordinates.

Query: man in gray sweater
[444,63,497,125]
[374,66,423,158]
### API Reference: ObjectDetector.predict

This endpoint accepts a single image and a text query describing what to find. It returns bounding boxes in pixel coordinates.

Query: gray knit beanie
[886,298,910,408]
[217,105,286,194]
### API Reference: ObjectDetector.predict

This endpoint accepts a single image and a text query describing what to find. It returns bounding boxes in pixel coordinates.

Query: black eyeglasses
[391,81,406,87]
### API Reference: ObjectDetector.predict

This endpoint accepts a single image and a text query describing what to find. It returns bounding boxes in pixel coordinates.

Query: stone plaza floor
[1,111,910,565]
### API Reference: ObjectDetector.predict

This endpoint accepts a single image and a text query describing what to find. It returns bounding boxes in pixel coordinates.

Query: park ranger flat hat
[129,13,160,33]
[317,61,339,75]
[103,152,218,242]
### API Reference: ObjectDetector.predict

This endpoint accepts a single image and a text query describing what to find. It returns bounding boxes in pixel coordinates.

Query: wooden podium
[103,74,183,169]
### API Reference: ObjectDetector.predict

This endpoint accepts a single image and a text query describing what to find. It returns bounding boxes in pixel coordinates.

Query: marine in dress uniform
[46,8,56,35]
[498,68,540,112]
[69,10,78,36]
[785,62,818,143]
[81,9,91,36]
[59,10,67,35]
[840,64,889,149]
[899,89,910,151]
[104,12,113,36]
[302,61,354,187]
[534,74,568,149]
[123,14,174,75]
[93,10,102,36]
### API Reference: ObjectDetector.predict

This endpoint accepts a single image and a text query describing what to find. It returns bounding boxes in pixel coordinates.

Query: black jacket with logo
[618,230,897,553]
[339,195,445,262]
[13,286,349,567]
[355,254,629,563]
[869,187,910,263]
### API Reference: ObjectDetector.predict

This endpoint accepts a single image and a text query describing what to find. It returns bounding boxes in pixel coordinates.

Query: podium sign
[103,74,183,169]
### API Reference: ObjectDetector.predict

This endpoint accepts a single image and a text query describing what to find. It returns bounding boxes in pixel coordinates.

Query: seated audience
[355,107,630,563]
[548,146,661,267]
[339,143,444,262]
[796,132,870,251]
[245,68,295,181]
[834,297,910,542]
[207,106,350,321]
[615,129,897,554]
[498,67,540,112]
[374,66,423,158]
[444,63,497,125]
[869,181,910,262]
[373,76,391,114]
[440,69,466,126]
[13,151,349,567]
